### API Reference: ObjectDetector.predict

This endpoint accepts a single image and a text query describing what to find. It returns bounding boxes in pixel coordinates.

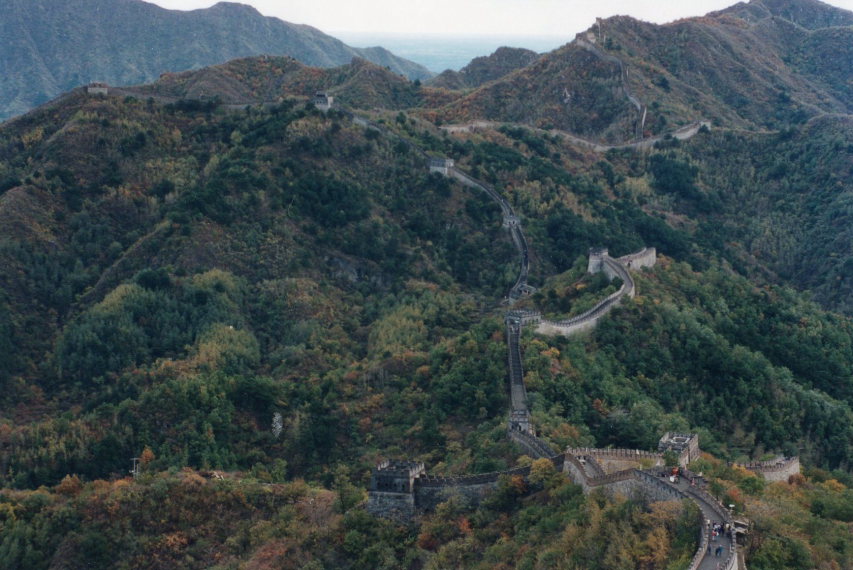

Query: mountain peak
[206,1,262,16]
[713,0,853,28]
[429,46,539,90]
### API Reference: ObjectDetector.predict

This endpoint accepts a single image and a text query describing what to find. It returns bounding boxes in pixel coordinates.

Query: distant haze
[333,33,566,73]
[146,0,853,37]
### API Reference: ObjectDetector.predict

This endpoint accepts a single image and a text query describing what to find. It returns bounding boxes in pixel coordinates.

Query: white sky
[145,0,853,36]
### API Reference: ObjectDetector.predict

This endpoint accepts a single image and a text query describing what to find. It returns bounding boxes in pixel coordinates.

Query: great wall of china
[75,84,799,570]
[352,101,800,570]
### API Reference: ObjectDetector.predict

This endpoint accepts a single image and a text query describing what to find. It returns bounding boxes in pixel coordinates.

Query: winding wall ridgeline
[447,167,532,300]
[535,247,655,337]
[344,102,752,569]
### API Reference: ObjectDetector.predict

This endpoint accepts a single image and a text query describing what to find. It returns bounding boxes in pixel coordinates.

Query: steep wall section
[561,451,742,570]
[355,109,745,568]
[509,430,558,459]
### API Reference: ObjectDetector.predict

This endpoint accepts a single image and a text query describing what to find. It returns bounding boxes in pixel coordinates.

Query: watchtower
[509,409,534,435]
[588,247,608,273]
[370,460,425,493]
[505,310,541,327]
[87,82,109,95]
[658,432,700,466]
[429,157,455,176]
[313,91,334,112]
[503,214,520,228]
[367,460,426,520]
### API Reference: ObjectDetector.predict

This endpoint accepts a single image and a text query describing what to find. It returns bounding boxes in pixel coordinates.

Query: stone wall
[509,430,558,459]
[537,247,648,337]
[568,447,665,462]
[616,247,656,270]
[414,462,562,512]
[415,480,498,511]
[367,491,416,521]
[736,456,800,482]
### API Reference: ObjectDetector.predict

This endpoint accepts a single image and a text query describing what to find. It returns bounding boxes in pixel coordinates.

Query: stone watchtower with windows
[313,92,334,112]
[658,432,700,467]
[366,460,425,520]
[587,247,608,273]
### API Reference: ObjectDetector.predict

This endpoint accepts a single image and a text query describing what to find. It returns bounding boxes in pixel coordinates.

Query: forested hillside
[428,47,540,90]
[436,0,852,140]
[1,1,852,568]
[0,0,432,121]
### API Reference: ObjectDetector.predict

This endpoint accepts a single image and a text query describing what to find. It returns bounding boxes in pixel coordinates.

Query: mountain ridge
[431,0,852,142]
[1,0,853,567]
[0,0,433,121]
[428,46,540,90]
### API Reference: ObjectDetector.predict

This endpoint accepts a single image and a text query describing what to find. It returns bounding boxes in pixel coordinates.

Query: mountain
[713,0,853,28]
[1,77,852,567]
[435,0,852,142]
[0,0,433,121]
[124,56,460,111]
[1,0,853,567]
[429,46,540,90]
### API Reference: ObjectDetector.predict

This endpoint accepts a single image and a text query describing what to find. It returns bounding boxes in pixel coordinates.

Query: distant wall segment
[734,456,800,482]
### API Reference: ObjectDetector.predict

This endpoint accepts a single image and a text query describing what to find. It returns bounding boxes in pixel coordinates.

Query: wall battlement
[567,447,665,462]
[537,246,650,337]
[734,456,800,482]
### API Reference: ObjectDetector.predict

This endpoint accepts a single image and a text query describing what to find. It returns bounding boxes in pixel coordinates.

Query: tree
[529,458,559,489]
[662,450,679,467]
[140,446,155,469]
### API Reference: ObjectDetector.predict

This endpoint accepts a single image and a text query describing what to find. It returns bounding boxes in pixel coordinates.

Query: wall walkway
[351,105,744,568]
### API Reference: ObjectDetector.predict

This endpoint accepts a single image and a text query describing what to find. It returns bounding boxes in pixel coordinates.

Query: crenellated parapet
[617,247,657,270]
[568,447,666,461]
[537,246,654,337]
[734,456,800,482]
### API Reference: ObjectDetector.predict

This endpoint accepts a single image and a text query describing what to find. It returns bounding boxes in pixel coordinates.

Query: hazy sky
[146,0,853,36]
